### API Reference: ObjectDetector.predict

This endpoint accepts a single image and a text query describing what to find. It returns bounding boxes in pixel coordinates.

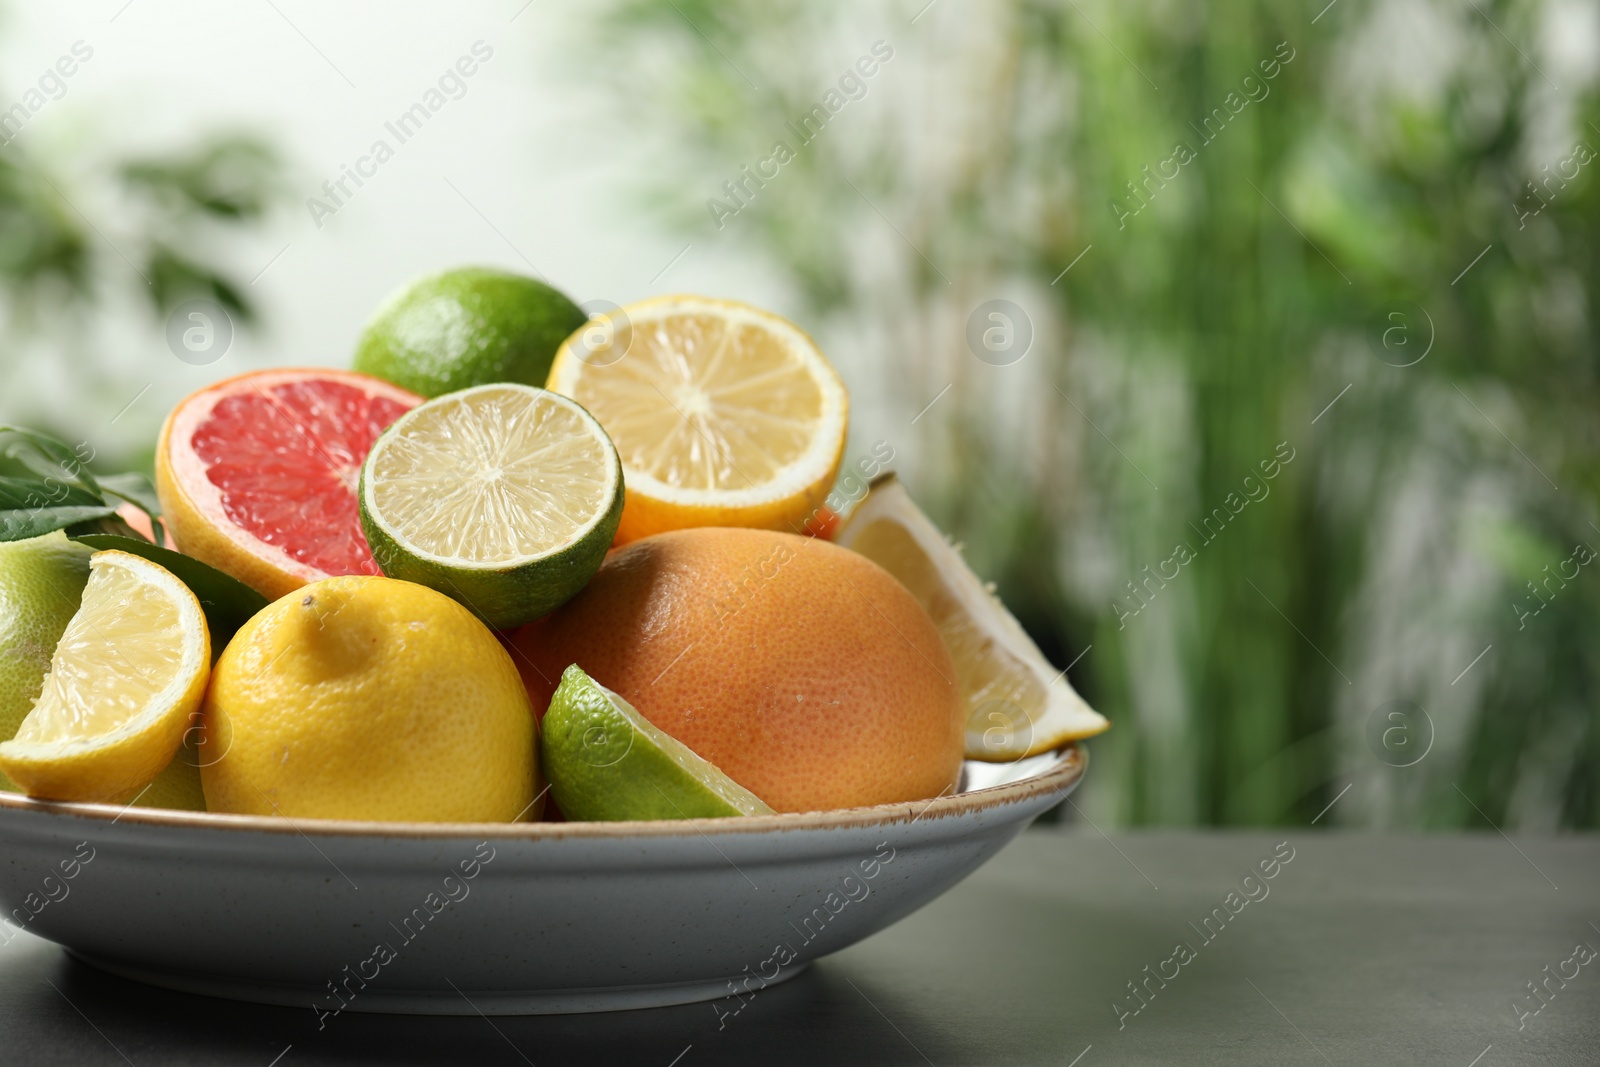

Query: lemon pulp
[547,295,847,541]
[20,560,189,744]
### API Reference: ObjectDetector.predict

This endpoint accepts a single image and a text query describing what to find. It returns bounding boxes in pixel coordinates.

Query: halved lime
[541,664,773,821]
[358,384,624,628]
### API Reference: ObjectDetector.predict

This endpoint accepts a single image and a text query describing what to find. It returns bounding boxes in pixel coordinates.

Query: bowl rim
[0,745,1085,841]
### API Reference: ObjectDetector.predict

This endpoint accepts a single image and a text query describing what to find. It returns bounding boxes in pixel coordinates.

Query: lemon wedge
[836,475,1108,760]
[0,550,210,802]
[545,295,848,543]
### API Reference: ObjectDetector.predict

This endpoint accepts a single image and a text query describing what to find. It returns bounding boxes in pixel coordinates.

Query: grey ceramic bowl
[0,745,1084,1015]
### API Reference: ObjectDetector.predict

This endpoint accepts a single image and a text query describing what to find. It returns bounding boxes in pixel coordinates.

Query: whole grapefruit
[509,527,963,813]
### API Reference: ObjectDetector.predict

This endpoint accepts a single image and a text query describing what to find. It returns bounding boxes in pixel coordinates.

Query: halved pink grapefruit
[155,368,421,600]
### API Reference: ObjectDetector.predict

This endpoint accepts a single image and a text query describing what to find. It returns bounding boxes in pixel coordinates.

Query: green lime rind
[358,386,625,629]
[353,267,588,398]
[361,508,619,629]
[541,665,774,821]
[0,532,92,792]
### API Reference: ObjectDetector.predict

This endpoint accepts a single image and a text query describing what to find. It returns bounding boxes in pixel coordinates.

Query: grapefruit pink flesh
[190,379,412,577]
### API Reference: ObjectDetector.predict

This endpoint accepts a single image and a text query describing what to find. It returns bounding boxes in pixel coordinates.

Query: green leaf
[0,476,103,510]
[0,425,100,495]
[0,430,169,546]
[146,245,255,325]
[0,476,118,540]
[63,514,150,541]
[96,472,161,515]
[0,504,120,541]
[96,471,165,546]
[68,534,270,652]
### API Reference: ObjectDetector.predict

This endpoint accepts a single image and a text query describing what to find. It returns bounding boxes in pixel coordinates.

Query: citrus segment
[0,550,210,802]
[541,664,773,821]
[545,295,848,543]
[359,384,624,628]
[156,368,422,601]
[835,474,1109,760]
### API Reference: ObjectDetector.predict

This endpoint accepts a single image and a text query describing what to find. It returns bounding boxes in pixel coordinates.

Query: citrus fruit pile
[0,267,1107,823]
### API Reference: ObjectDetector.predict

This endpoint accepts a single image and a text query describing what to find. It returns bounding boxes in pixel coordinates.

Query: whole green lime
[353,267,588,397]
[0,532,93,792]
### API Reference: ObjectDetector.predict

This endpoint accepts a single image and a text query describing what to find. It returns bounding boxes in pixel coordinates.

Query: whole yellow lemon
[202,575,537,822]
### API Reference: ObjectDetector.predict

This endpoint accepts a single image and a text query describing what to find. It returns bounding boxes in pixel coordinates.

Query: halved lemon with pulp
[0,550,210,801]
[545,295,848,543]
[358,383,625,628]
[836,475,1109,760]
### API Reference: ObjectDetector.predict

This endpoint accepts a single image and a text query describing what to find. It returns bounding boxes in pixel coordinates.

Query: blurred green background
[2,0,1595,829]
[581,0,1600,830]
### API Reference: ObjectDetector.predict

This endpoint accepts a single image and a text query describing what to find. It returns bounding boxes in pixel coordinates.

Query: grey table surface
[0,830,1596,1066]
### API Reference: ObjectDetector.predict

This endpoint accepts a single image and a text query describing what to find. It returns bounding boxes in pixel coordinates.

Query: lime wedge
[358,383,624,628]
[541,664,774,820]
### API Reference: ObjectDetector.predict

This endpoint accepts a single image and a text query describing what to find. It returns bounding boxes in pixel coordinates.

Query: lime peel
[353,267,588,398]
